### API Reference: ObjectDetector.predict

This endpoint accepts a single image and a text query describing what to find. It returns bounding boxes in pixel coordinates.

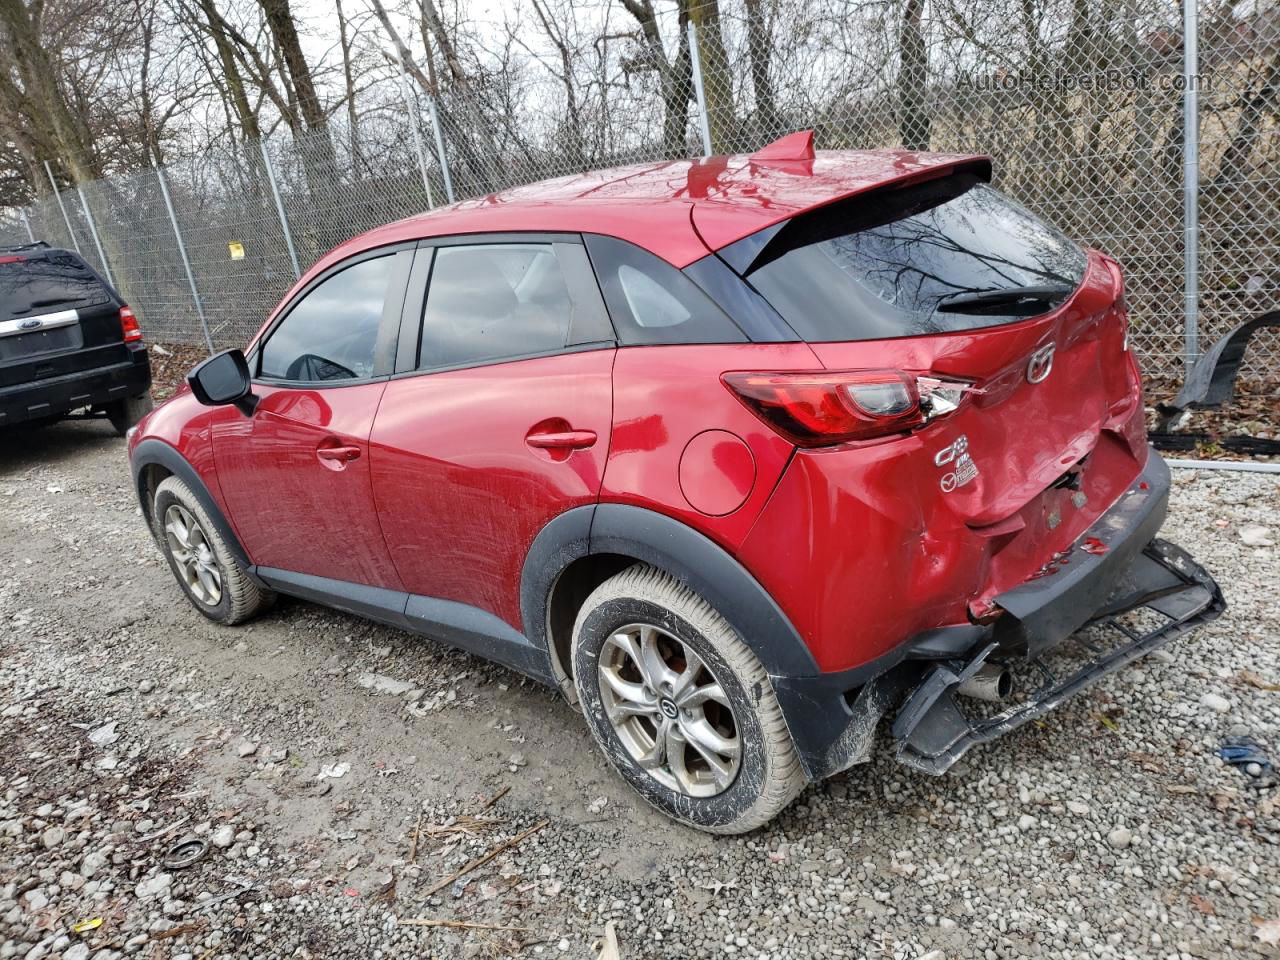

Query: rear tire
[152,476,273,625]
[106,393,153,437]
[572,564,805,834]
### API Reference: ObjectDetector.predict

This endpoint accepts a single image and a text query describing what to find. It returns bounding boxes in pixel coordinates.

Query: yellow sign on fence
[228,241,245,260]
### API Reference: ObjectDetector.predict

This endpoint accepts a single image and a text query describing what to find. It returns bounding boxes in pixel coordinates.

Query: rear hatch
[0,245,128,389]
[718,171,1145,628]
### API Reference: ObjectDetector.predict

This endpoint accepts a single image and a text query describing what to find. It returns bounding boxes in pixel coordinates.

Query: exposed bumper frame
[892,536,1223,774]
[772,451,1224,781]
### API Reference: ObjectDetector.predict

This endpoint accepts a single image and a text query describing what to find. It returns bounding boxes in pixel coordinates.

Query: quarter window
[418,244,574,369]
[584,234,745,345]
[260,255,394,382]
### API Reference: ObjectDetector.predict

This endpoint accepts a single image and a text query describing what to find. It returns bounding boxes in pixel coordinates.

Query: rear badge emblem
[1027,343,1055,383]
[936,434,979,493]
[18,318,41,331]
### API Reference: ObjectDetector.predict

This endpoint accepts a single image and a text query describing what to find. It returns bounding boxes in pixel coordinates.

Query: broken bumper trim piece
[893,537,1224,775]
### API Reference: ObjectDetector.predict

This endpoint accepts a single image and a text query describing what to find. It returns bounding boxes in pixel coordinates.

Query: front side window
[259,255,393,382]
[728,175,1088,342]
[418,243,574,369]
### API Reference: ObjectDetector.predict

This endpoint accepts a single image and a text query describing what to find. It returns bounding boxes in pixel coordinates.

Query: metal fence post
[259,139,302,280]
[687,21,714,157]
[427,96,455,204]
[399,60,437,209]
[1182,0,1200,371]
[43,161,83,254]
[155,163,215,354]
[19,209,35,244]
[76,186,116,288]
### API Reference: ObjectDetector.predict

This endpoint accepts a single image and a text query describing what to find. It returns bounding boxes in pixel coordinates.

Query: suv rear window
[724,174,1087,342]
[0,248,111,322]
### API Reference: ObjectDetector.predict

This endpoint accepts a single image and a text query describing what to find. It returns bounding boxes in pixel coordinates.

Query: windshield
[726,175,1087,342]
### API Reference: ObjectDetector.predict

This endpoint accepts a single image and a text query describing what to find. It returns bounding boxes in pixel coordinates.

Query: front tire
[572,564,805,834]
[152,476,273,624]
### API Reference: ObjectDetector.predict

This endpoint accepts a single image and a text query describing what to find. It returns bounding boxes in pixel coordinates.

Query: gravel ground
[1,419,1278,960]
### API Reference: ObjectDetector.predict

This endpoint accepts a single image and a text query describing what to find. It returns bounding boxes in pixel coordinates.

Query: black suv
[0,242,151,435]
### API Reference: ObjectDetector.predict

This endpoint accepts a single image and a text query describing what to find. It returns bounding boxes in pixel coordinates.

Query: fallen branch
[395,917,530,931]
[481,786,510,809]
[423,820,548,897]
[149,920,207,941]
[409,810,423,863]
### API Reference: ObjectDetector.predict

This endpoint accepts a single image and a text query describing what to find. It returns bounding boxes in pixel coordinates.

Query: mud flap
[893,538,1224,775]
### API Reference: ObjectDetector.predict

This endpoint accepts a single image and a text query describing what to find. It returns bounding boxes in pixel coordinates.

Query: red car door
[369,237,614,631]
[211,247,413,589]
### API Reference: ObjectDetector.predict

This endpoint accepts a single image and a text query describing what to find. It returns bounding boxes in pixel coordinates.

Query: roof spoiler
[0,241,48,254]
[750,130,815,163]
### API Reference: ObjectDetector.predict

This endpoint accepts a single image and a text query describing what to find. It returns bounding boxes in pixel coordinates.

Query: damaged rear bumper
[893,536,1223,774]
[773,451,1224,780]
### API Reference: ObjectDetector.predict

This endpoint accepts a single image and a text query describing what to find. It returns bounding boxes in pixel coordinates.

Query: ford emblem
[18,318,42,331]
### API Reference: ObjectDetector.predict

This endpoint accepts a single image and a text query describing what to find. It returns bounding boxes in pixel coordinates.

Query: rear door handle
[316,444,362,462]
[525,429,597,450]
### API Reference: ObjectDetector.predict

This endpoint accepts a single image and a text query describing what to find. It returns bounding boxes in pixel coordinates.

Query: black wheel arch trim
[521,502,820,681]
[129,438,264,587]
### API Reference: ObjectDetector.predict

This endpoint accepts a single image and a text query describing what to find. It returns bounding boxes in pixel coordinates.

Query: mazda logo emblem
[1027,343,1055,384]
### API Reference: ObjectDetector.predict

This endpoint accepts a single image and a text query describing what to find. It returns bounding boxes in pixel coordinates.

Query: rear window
[0,249,111,322]
[725,175,1087,342]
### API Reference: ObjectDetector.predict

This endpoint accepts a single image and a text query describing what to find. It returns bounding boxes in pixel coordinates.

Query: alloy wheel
[597,622,741,797]
[163,504,223,606]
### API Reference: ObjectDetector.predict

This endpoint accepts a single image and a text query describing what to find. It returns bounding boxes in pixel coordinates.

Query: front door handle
[316,444,362,463]
[525,429,597,450]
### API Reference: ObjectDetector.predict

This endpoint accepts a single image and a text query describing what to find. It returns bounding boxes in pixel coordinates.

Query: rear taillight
[120,306,143,343]
[722,370,928,446]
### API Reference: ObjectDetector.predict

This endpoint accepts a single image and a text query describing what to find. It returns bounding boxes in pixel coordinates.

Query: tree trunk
[619,0,691,156]
[335,0,362,173]
[743,0,782,142]
[686,0,735,152]
[194,0,262,142]
[257,0,325,132]
[0,0,98,182]
[1211,48,1280,189]
[897,0,930,151]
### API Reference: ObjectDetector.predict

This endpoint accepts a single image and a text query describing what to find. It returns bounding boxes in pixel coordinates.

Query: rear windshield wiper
[936,284,1074,314]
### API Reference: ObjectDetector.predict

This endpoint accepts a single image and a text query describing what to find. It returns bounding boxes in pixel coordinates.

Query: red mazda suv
[128,132,1222,833]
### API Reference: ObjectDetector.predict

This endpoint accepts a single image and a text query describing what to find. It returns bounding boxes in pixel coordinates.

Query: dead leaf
[1253,917,1280,946]
[1239,669,1280,692]
[1190,894,1216,916]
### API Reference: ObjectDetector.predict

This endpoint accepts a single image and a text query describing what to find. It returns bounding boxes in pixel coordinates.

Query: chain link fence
[7,0,1278,380]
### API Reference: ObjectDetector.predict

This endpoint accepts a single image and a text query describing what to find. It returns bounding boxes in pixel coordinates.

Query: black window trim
[249,240,416,389]
[582,232,750,347]
[389,231,617,380]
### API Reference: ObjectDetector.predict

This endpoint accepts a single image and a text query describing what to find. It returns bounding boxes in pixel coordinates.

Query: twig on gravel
[423,820,548,897]
[481,785,510,809]
[138,814,190,842]
[410,810,423,863]
[394,917,530,931]
[150,920,208,941]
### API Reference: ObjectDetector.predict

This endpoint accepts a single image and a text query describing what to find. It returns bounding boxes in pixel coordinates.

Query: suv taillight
[120,306,143,343]
[722,369,972,447]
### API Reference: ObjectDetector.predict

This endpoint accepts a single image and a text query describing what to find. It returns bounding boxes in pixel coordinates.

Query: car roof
[279,133,989,319]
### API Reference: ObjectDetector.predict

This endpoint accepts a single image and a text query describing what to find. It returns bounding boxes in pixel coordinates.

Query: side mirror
[187,349,257,415]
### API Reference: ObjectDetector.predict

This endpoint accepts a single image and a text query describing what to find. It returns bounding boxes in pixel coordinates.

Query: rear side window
[585,234,745,345]
[0,250,110,321]
[260,255,393,382]
[418,243,576,369]
[727,176,1087,342]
